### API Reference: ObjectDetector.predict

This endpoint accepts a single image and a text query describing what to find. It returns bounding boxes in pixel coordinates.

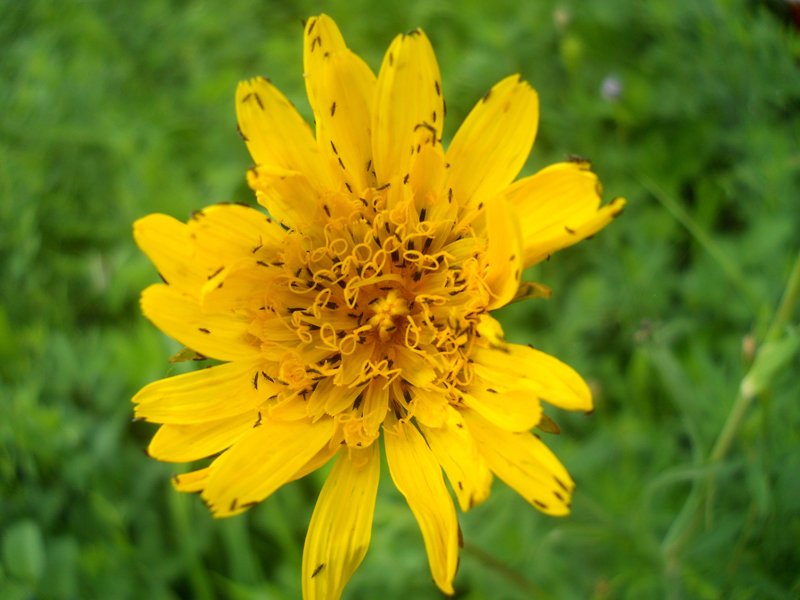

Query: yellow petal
[410,386,449,429]
[188,202,285,262]
[419,407,493,512]
[372,29,444,185]
[358,384,389,444]
[462,409,574,516]
[482,194,523,310]
[289,443,339,483]
[309,49,377,193]
[334,338,376,386]
[148,412,257,463]
[394,345,436,388]
[303,15,348,114]
[134,214,206,294]
[506,161,626,266]
[384,418,458,594]
[199,258,279,313]
[135,205,285,296]
[133,360,278,424]
[446,75,538,208]
[462,386,542,432]
[303,15,377,194]
[140,284,259,361]
[236,76,329,192]
[302,444,380,600]
[409,145,453,238]
[410,143,447,203]
[202,417,335,517]
[250,171,321,232]
[324,381,369,416]
[172,467,210,493]
[472,343,592,412]
[475,313,505,347]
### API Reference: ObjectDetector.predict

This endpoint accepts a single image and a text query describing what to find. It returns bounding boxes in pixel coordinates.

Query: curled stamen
[404,315,421,349]
[318,322,339,350]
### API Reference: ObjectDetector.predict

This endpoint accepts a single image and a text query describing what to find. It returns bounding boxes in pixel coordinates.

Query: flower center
[237,175,494,445]
[368,289,410,342]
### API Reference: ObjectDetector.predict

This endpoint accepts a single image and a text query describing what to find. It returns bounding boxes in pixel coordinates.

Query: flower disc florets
[236,158,498,448]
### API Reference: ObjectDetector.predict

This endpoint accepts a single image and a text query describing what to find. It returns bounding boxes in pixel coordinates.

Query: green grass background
[2,0,799,598]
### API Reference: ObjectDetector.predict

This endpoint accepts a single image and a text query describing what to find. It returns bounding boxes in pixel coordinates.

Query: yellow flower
[133,14,624,599]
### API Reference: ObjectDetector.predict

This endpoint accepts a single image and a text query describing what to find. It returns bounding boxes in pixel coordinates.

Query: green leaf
[2,520,45,583]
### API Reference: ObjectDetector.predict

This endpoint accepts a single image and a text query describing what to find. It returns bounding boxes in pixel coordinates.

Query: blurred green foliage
[2,0,799,598]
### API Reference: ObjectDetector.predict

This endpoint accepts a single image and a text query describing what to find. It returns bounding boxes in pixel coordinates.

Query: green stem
[710,251,800,465]
[662,250,800,565]
[764,252,800,343]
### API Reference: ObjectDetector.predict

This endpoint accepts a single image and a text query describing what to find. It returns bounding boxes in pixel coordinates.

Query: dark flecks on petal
[242,91,264,110]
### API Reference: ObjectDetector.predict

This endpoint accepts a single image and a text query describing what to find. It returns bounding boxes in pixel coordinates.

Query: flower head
[133,14,624,599]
